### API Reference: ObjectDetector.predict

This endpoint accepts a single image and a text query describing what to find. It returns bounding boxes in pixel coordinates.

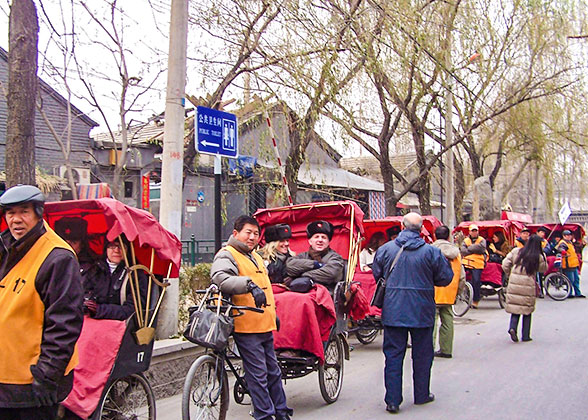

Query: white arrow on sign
[200,140,219,148]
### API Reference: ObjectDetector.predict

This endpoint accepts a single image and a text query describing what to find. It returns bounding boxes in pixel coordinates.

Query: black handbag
[371,246,405,309]
[183,290,234,352]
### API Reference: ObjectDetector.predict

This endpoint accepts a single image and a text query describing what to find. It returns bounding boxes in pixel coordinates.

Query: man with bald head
[373,212,453,414]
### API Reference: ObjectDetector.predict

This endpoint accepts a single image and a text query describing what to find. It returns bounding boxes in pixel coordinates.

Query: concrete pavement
[158,293,588,420]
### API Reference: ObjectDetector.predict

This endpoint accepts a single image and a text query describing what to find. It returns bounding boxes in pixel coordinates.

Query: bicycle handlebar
[196,286,265,315]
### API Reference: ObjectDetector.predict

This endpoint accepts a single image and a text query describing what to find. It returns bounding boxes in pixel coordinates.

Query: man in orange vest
[515,227,531,248]
[211,215,292,420]
[432,226,465,359]
[557,230,585,298]
[0,185,83,420]
[460,224,487,308]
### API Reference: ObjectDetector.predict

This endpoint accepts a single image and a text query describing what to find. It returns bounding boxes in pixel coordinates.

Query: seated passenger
[55,216,98,275]
[359,231,386,272]
[83,236,148,320]
[258,224,295,284]
[488,230,510,263]
[544,232,563,256]
[286,220,344,293]
[386,226,401,242]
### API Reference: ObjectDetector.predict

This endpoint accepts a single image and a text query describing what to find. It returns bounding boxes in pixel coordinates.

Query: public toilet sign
[196,106,238,158]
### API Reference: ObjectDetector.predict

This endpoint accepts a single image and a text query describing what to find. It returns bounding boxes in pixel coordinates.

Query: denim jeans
[563,268,582,296]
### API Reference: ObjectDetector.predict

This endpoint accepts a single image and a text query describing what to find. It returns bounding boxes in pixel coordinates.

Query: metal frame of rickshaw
[43,199,181,420]
[250,200,364,404]
[349,216,442,345]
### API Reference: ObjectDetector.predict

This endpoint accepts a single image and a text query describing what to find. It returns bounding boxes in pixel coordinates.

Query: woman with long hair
[258,224,295,284]
[502,234,547,342]
[488,230,510,263]
[359,231,387,271]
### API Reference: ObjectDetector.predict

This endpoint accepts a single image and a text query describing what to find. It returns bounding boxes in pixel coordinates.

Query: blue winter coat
[372,229,453,328]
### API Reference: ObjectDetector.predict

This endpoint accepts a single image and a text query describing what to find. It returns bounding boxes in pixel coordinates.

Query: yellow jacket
[435,255,463,305]
[461,237,488,269]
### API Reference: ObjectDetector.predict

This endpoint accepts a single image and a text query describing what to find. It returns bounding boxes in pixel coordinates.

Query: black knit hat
[537,226,549,234]
[264,224,292,243]
[386,226,401,240]
[306,220,333,240]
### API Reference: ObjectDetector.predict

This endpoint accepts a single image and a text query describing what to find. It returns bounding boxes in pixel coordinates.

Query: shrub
[178,263,212,333]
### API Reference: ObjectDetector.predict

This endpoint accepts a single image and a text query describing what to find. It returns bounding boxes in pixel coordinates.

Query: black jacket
[0,221,83,407]
[83,259,148,320]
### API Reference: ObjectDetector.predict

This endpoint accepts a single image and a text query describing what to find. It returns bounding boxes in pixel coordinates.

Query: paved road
[159,291,588,420]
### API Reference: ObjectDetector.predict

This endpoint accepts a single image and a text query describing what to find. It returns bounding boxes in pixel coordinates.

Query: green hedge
[178,263,212,333]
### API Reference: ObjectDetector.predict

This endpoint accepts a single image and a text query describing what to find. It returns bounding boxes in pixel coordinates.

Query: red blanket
[272,284,336,364]
[61,317,126,419]
[353,270,381,317]
[481,262,503,286]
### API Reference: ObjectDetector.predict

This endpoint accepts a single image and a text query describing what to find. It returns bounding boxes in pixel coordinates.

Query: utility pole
[158,0,188,339]
[445,24,456,229]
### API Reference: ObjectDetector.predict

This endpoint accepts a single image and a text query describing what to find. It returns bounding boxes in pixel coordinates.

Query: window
[124,181,133,198]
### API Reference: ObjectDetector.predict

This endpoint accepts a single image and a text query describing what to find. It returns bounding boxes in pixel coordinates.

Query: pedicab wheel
[545,272,572,301]
[318,334,344,404]
[233,380,246,405]
[498,288,507,309]
[97,373,155,420]
[355,327,378,345]
[182,355,229,420]
[452,282,473,317]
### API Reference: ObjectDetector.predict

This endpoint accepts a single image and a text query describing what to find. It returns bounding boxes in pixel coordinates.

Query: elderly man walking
[372,213,453,414]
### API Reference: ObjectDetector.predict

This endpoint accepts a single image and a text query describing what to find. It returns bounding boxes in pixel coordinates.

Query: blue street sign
[196,106,238,158]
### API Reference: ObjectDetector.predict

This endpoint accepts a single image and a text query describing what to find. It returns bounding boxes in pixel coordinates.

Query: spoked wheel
[355,327,379,345]
[98,373,155,420]
[318,334,344,404]
[452,282,473,317]
[233,380,247,405]
[182,355,229,420]
[545,272,572,301]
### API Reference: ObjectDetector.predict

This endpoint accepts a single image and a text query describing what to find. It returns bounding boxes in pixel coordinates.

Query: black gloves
[31,376,58,407]
[247,281,267,308]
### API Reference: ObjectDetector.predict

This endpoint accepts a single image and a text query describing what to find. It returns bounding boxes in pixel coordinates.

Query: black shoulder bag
[370,246,406,309]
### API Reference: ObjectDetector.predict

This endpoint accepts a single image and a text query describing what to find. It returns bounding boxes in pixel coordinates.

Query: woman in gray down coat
[502,234,547,342]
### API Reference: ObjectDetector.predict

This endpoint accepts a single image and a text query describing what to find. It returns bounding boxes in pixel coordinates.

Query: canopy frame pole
[148,262,173,328]
[129,242,145,327]
[145,249,155,327]
[118,235,143,327]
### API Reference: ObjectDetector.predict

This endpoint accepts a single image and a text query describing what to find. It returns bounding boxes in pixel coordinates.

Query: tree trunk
[412,128,432,214]
[454,157,466,223]
[7,0,38,187]
[380,158,398,215]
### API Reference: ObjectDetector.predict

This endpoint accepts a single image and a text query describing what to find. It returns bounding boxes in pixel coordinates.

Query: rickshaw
[42,198,182,420]
[453,220,524,309]
[528,223,586,300]
[181,201,363,420]
[350,216,442,344]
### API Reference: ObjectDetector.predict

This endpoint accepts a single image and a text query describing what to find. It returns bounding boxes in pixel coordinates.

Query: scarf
[308,247,330,263]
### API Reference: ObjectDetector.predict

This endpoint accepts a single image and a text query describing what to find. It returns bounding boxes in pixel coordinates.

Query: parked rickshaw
[351,215,442,343]
[528,223,586,300]
[453,220,525,308]
[181,201,364,420]
[44,198,182,420]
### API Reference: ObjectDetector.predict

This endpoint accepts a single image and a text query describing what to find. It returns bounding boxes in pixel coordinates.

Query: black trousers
[510,314,532,340]
[383,326,434,406]
[0,405,58,420]
[233,332,291,420]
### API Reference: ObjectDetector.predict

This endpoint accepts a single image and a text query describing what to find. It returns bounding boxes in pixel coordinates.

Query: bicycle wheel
[452,282,473,317]
[182,354,229,420]
[97,373,155,420]
[545,272,572,301]
[318,334,344,404]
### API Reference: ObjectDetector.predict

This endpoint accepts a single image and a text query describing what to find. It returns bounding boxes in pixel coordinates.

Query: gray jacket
[286,248,344,291]
[461,236,487,256]
[433,239,466,290]
[211,236,260,295]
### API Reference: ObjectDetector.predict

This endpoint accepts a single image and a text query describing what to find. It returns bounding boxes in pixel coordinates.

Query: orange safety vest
[0,226,78,384]
[225,246,277,334]
[435,255,462,305]
[462,237,487,269]
[557,240,579,269]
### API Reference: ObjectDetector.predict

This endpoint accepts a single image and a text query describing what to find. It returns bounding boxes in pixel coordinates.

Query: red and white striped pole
[264,110,293,205]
